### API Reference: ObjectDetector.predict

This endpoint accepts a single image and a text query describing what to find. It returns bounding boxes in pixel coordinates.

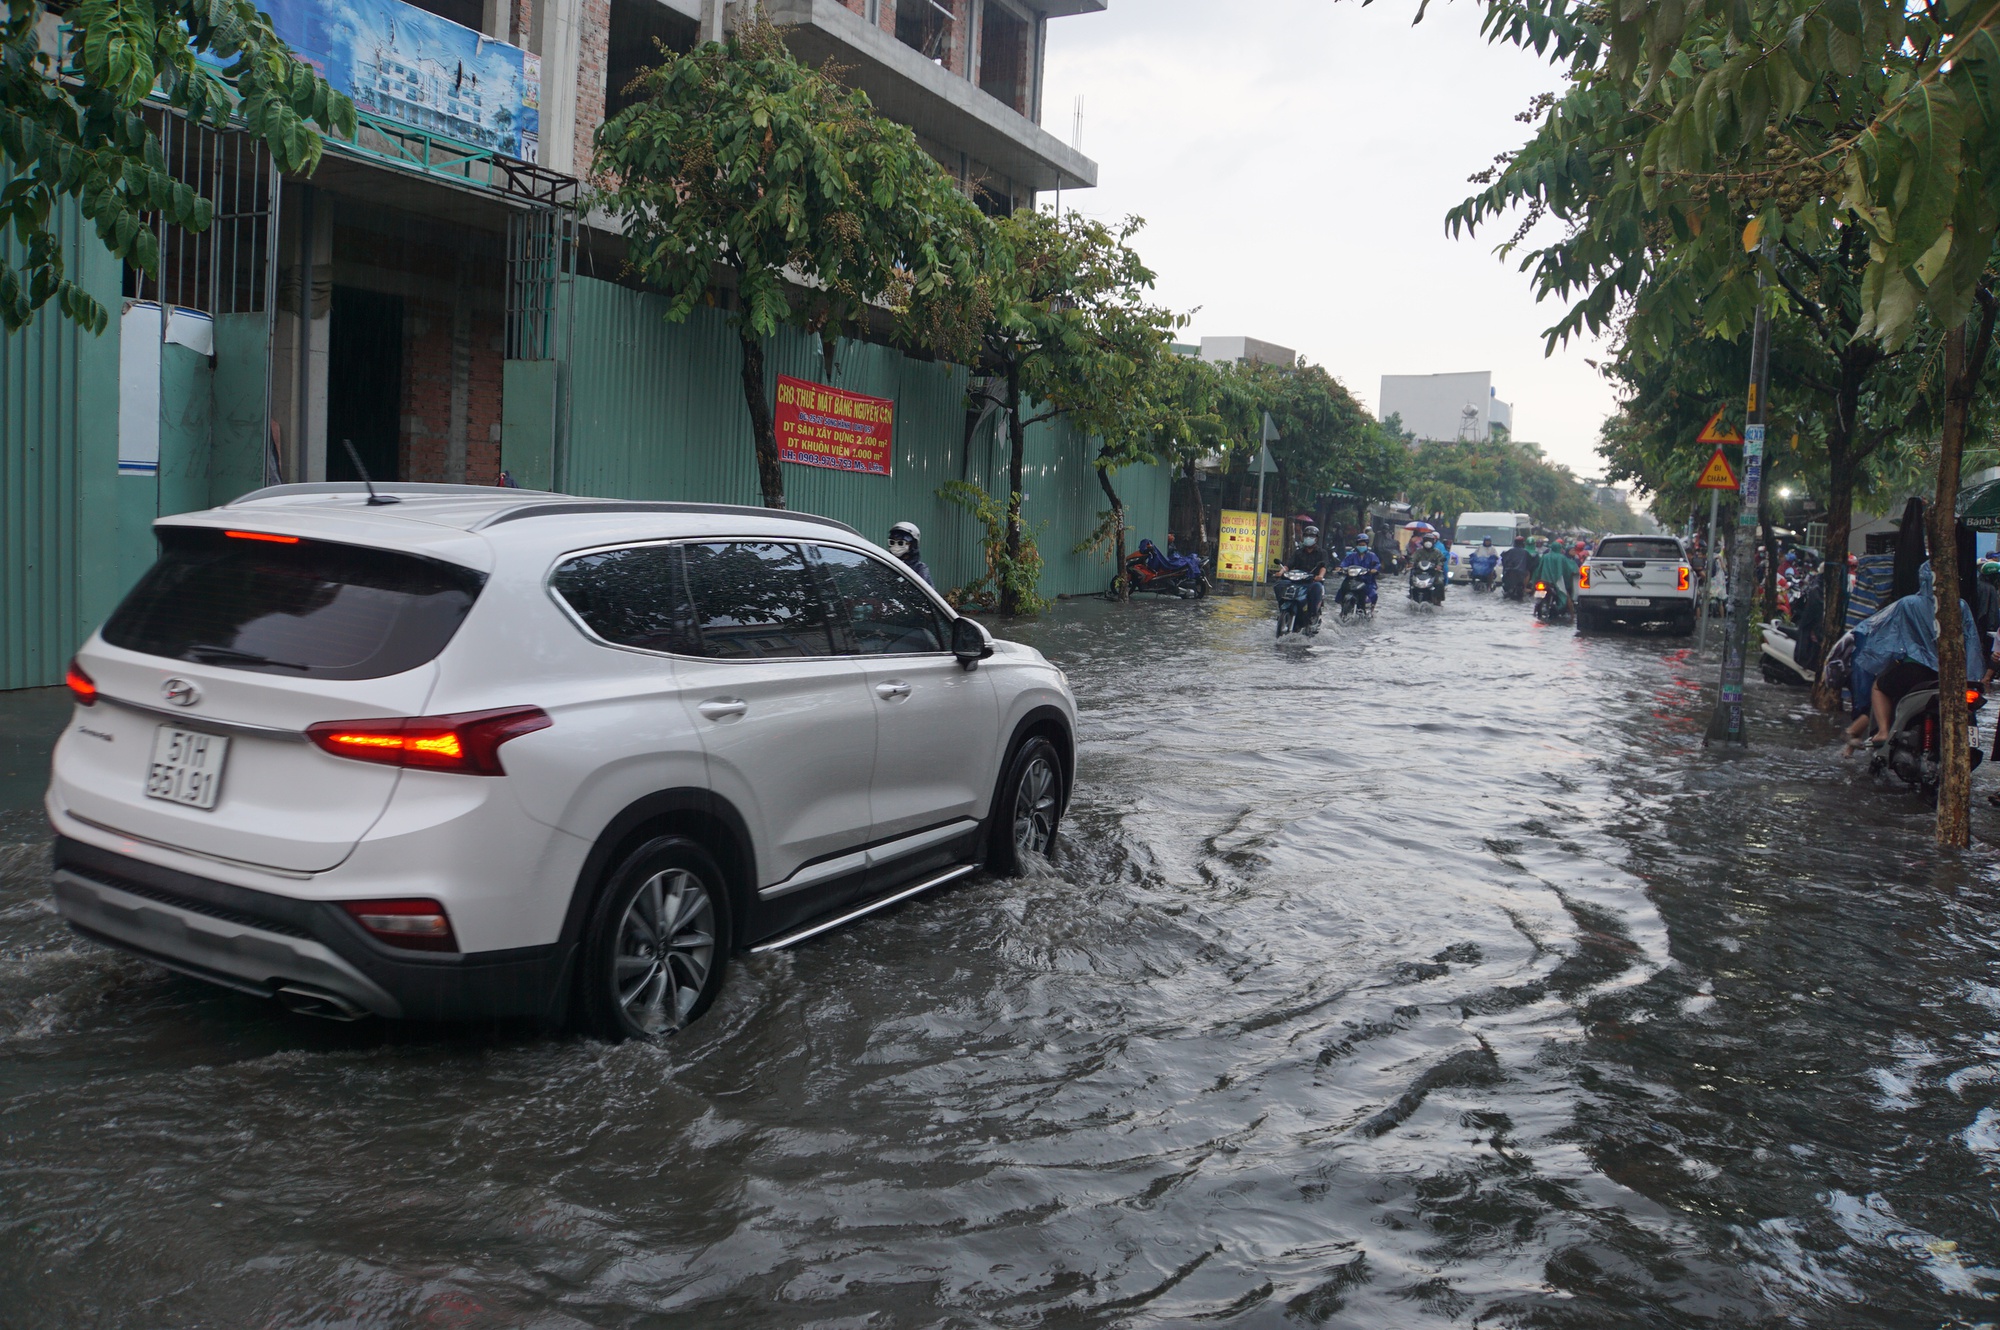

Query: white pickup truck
[1576,534,1696,634]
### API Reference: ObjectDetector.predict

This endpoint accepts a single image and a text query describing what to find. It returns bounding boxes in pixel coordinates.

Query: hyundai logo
[161,678,201,707]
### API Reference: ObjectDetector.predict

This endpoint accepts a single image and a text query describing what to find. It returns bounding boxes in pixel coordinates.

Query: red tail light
[1535,581,1547,592]
[1579,566,1592,589]
[1969,690,1984,707]
[1678,565,1691,591]
[224,529,300,544]
[65,659,96,706]
[340,899,457,952]
[306,707,550,776]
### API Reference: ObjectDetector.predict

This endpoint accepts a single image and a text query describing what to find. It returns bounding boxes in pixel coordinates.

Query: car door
[814,544,998,874]
[668,541,877,904]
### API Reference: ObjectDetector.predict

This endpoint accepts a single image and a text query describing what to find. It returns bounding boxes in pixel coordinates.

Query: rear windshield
[1595,538,1684,561]
[102,527,486,679]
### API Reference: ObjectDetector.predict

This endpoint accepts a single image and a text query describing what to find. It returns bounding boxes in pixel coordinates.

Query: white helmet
[888,521,921,546]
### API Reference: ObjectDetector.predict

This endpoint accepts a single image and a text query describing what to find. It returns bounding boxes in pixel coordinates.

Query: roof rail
[475,500,862,536]
[228,482,554,504]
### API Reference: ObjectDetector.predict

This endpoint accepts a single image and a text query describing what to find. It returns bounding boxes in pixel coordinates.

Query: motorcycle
[1408,565,1445,606]
[1469,563,1499,593]
[1334,566,1375,620]
[1533,580,1573,624]
[1502,569,1528,601]
[1118,538,1207,598]
[1871,682,1985,802]
[1759,620,1817,686]
[1275,569,1320,639]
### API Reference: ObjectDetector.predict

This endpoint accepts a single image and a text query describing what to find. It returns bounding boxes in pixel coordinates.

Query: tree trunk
[1098,459,1128,600]
[1933,296,2000,846]
[1001,367,1028,615]
[739,331,785,509]
[1810,459,1855,711]
[1183,458,1208,568]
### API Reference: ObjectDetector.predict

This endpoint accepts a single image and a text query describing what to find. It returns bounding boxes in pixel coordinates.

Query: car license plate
[1616,597,1650,607]
[146,726,229,810]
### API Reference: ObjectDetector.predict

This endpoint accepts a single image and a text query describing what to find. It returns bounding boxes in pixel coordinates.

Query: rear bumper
[50,837,567,1022]
[1577,594,1693,622]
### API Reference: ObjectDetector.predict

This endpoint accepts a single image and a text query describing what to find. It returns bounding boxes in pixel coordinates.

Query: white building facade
[1380,371,1513,443]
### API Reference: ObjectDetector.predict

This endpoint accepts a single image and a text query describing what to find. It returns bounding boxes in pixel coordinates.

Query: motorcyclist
[887,521,931,586]
[1535,538,1579,612]
[1278,524,1330,628]
[1339,535,1382,609]
[1500,534,1532,600]
[1409,531,1448,599]
[1468,537,1501,588]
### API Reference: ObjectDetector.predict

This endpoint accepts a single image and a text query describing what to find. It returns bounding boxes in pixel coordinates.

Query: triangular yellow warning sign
[1695,447,1739,490]
[1697,409,1745,445]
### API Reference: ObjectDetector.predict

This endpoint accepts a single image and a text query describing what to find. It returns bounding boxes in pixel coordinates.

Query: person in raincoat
[1534,539,1578,611]
[1843,561,1983,754]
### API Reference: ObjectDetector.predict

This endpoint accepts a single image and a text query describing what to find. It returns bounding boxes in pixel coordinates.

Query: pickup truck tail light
[1579,565,1591,590]
[1678,565,1692,590]
[306,707,550,776]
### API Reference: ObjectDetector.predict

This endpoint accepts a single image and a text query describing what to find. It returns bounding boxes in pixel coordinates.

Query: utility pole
[1252,412,1276,600]
[1695,487,1720,651]
[1705,240,1772,746]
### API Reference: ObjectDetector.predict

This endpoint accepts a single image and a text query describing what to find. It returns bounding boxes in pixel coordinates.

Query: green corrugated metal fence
[1,201,123,691]
[562,275,1170,599]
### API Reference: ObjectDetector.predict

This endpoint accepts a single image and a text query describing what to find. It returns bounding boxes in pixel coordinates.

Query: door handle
[697,698,748,720]
[874,681,912,699]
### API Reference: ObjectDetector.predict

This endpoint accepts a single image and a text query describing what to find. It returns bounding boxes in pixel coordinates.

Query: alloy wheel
[614,868,716,1035]
[1012,756,1059,856]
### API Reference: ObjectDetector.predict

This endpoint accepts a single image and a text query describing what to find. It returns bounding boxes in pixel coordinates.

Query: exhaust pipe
[275,985,370,1022]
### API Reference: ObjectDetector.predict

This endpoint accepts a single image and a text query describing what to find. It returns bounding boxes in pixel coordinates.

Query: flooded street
[4,589,1998,1328]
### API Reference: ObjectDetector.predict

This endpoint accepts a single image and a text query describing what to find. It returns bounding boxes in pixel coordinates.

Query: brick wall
[401,299,506,485]
[573,0,611,178]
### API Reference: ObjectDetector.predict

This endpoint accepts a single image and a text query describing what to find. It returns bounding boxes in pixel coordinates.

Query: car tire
[1576,608,1599,632]
[576,836,732,1041]
[987,735,1065,877]
[1670,610,1696,637]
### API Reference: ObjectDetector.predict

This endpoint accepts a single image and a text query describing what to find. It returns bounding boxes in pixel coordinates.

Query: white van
[1448,512,1529,583]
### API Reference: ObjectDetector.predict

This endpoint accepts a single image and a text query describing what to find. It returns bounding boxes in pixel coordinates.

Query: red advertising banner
[774,375,895,476]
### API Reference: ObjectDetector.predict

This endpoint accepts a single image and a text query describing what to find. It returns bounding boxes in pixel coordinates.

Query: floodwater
[3,588,1999,1328]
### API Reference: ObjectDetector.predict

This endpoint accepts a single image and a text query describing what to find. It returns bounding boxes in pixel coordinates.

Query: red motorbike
[1118,539,1208,598]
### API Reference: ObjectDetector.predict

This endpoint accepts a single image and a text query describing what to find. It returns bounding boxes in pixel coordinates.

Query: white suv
[46,484,1075,1039]
[1576,534,1696,634]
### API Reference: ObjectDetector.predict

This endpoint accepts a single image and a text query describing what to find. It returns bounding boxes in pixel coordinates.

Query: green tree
[1244,359,1408,514]
[2,0,354,332]
[1434,0,2000,844]
[596,20,987,509]
[1090,345,1266,598]
[961,210,1176,613]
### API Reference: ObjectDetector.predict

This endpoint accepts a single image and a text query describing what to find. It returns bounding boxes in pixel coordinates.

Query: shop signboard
[1217,509,1283,582]
[774,375,896,475]
[259,0,541,160]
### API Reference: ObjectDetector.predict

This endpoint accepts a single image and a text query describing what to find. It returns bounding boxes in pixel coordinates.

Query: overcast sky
[1039,0,1617,477]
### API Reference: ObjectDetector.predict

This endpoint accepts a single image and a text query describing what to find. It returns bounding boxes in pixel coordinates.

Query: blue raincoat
[1852,562,1982,678]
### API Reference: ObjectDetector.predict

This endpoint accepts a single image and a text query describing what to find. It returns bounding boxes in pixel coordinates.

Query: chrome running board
[750,864,979,953]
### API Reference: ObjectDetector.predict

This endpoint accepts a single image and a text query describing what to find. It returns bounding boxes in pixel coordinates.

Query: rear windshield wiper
[182,644,312,671]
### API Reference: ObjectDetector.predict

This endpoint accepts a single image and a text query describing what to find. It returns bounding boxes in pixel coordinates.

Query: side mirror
[952,616,995,669]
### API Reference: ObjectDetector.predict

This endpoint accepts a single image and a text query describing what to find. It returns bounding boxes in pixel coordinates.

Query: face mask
[889,541,910,555]
[1303,537,1317,547]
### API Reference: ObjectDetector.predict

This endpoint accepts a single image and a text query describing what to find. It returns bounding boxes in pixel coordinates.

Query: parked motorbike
[1275,569,1319,639]
[1334,567,1375,620]
[1408,567,1445,607]
[1871,683,1986,802]
[1759,620,1817,686]
[1118,538,1207,599]
[1533,580,1573,624]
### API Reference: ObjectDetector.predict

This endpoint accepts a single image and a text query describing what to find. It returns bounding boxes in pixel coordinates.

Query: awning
[1958,477,2000,529]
